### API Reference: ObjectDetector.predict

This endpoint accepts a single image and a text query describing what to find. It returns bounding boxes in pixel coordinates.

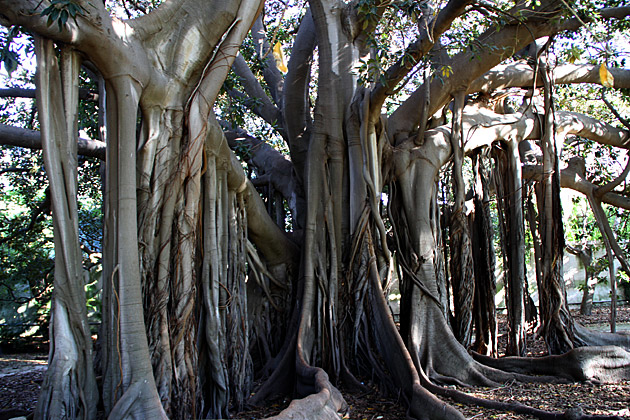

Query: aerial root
[107,379,167,419]
[368,263,627,419]
[248,334,297,407]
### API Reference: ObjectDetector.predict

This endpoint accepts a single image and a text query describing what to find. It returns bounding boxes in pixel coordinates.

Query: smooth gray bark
[34,38,98,420]
[3,1,630,420]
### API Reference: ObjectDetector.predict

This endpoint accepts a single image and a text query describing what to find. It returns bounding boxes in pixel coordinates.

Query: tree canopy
[1,0,630,419]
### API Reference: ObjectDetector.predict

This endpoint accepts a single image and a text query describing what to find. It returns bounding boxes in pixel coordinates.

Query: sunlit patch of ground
[0,353,47,415]
[0,353,47,377]
[449,381,630,419]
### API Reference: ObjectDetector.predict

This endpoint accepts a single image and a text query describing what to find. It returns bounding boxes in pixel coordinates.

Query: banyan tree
[1,0,630,418]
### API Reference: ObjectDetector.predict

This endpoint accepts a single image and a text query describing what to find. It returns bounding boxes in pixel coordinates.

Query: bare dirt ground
[1,305,629,420]
[0,352,46,419]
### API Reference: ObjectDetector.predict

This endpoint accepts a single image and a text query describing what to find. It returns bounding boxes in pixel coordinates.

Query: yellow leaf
[599,63,614,88]
[273,42,288,73]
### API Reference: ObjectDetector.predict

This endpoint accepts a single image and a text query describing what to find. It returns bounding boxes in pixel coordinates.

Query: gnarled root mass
[266,270,630,419]
[267,366,347,420]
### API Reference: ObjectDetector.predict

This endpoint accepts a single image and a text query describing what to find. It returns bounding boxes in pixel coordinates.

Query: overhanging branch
[370,0,472,113]
[388,4,629,141]
[522,162,630,211]
[0,87,98,101]
[230,54,283,131]
[0,123,106,160]
[468,63,630,94]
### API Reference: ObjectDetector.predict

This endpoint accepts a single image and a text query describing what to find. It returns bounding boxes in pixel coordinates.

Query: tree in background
[1,0,630,419]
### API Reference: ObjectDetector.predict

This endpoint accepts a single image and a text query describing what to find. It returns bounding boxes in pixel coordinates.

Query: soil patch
[0,353,47,418]
[1,305,629,419]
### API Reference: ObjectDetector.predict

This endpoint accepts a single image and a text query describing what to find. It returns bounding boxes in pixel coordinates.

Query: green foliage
[619,269,630,302]
[557,83,629,192]
[0,26,20,76]
[563,45,584,64]
[565,195,600,244]
[0,149,103,339]
[565,193,630,302]
[0,158,54,339]
[39,0,87,32]
[1,27,34,80]
[1,42,104,341]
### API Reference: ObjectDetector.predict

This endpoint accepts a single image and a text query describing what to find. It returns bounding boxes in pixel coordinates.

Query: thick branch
[0,0,151,83]
[596,157,630,198]
[554,6,630,33]
[243,182,299,267]
[388,4,629,141]
[554,112,630,149]
[370,0,473,112]
[0,167,30,175]
[131,0,260,80]
[0,87,97,101]
[523,161,630,211]
[469,63,630,94]
[0,0,84,44]
[389,19,546,139]
[230,54,283,129]
[0,123,106,160]
[251,15,284,106]
[460,108,630,159]
[283,10,315,138]
[223,125,296,204]
[602,92,630,131]
[282,9,316,182]
[416,105,630,181]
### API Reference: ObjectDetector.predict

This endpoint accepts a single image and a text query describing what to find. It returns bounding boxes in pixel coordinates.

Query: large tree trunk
[536,60,576,355]
[470,153,498,357]
[23,2,265,418]
[449,92,475,347]
[5,1,630,419]
[493,140,527,356]
[34,38,98,420]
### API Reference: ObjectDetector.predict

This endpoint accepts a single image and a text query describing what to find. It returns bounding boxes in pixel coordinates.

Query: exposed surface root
[268,366,347,420]
[107,379,168,419]
[575,323,630,350]
[407,281,558,388]
[472,345,630,383]
[365,254,465,420]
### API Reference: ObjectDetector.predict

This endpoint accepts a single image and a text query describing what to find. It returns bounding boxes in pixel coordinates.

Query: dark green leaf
[2,50,19,76]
